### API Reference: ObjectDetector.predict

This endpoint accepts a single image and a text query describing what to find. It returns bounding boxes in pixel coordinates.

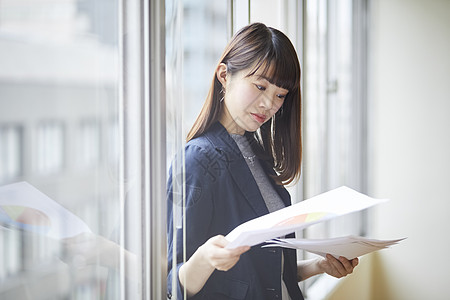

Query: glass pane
[326,0,363,237]
[0,126,23,182]
[303,0,364,241]
[0,0,141,299]
[166,0,228,298]
[304,0,329,201]
[302,0,368,294]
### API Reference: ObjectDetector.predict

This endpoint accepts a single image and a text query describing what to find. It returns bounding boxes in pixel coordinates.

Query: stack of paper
[225,186,388,249]
[263,236,406,260]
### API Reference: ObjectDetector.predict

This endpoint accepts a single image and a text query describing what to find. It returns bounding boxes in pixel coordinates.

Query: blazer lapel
[227,156,269,217]
[205,123,269,217]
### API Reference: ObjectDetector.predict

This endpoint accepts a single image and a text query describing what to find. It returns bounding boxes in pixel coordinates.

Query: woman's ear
[216,63,228,86]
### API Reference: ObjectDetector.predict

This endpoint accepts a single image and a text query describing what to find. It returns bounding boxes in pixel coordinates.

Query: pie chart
[0,205,51,233]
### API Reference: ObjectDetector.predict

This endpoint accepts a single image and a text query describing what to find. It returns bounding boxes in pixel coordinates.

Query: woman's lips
[251,113,266,123]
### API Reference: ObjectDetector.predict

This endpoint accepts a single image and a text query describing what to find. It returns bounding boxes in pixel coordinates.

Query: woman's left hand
[318,254,359,278]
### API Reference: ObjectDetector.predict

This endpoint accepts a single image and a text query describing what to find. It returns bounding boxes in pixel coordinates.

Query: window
[0,0,368,298]
[0,0,153,298]
[35,121,65,174]
[166,0,228,297]
[77,119,101,169]
[0,126,23,182]
[303,0,368,240]
[302,0,369,297]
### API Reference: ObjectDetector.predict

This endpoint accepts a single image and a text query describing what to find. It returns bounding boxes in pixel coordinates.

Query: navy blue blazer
[167,122,304,300]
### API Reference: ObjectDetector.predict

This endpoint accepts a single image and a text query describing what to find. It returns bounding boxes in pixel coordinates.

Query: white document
[0,181,91,239]
[225,186,388,249]
[263,236,406,259]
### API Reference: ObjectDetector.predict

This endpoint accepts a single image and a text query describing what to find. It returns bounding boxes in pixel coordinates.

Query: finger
[209,248,236,261]
[352,258,359,268]
[213,254,241,271]
[338,256,354,274]
[211,238,249,256]
[324,254,341,277]
[233,246,251,255]
[212,246,249,267]
[209,235,228,247]
[326,254,346,277]
[209,246,247,262]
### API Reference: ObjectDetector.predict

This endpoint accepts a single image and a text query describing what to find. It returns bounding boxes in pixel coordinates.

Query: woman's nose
[259,93,273,110]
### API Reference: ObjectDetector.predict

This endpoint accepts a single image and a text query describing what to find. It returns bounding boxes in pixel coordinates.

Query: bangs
[246,52,300,92]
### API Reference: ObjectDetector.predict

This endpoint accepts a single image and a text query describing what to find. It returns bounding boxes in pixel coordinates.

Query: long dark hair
[187,23,302,185]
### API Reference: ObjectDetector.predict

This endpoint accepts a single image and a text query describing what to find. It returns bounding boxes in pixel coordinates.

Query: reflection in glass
[0,126,23,182]
[0,0,139,299]
[78,119,101,169]
[165,0,228,298]
[36,121,65,174]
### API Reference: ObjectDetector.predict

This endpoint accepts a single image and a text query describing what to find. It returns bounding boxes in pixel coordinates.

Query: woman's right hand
[198,235,250,271]
[178,235,250,297]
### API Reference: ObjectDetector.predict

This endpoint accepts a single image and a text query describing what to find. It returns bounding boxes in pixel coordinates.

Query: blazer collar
[204,122,242,162]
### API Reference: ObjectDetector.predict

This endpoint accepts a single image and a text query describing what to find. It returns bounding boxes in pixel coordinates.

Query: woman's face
[218,65,289,135]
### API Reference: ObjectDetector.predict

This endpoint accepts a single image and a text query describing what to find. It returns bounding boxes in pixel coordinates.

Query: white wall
[370,0,450,299]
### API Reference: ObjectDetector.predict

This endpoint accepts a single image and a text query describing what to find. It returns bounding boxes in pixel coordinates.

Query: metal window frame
[353,0,370,235]
[120,0,166,298]
[144,0,166,299]
[231,0,250,34]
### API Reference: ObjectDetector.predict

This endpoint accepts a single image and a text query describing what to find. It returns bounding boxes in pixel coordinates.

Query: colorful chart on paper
[0,205,52,232]
[273,212,333,227]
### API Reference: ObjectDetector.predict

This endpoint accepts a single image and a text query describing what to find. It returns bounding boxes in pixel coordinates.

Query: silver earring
[220,87,225,102]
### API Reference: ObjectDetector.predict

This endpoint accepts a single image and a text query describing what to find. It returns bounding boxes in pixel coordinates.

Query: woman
[167,23,358,300]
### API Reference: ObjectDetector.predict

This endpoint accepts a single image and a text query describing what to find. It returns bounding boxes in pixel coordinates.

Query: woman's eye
[255,84,266,91]
[277,94,286,99]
